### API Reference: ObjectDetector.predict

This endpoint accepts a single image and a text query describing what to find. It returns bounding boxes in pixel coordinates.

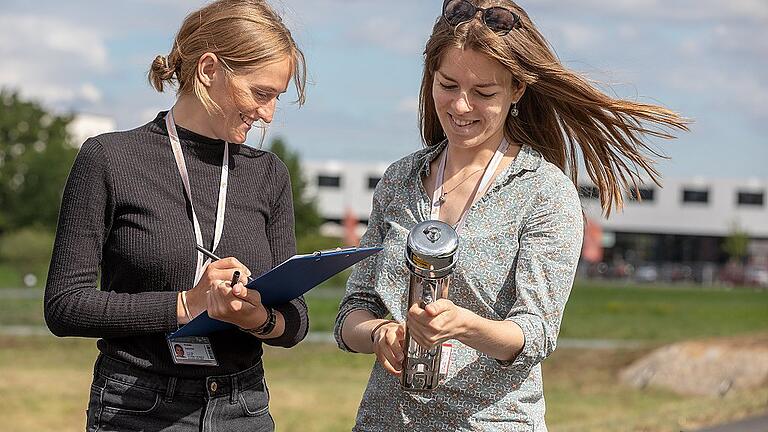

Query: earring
[510,102,519,117]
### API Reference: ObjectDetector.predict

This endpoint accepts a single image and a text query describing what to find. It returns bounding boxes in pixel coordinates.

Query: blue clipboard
[169,246,382,338]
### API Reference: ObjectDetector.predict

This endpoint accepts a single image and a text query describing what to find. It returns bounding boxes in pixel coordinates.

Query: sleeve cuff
[262,297,308,348]
[333,297,387,352]
[499,315,540,375]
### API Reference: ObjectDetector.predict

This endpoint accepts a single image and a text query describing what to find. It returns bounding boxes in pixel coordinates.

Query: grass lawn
[559,283,768,341]
[0,263,54,289]
[1,336,766,432]
[1,283,766,430]
[5,283,767,342]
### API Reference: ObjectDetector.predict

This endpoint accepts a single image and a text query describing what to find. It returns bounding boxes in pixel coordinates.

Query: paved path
[0,288,43,298]
[0,324,650,349]
[0,289,651,348]
[694,413,768,432]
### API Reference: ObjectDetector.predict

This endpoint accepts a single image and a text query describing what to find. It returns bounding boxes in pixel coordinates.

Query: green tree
[0,90,77,233]
[267,137,323,240]
[723,225,749,264]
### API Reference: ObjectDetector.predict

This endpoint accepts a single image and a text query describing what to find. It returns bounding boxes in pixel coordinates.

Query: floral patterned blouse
[334,142,584,431]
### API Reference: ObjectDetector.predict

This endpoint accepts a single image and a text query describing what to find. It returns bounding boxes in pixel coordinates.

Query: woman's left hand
[406,299,469,348]
[207,279,268,330]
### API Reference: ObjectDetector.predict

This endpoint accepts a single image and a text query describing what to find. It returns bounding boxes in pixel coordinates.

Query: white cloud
[0,14,108,109]
[531,0,768,21]
[396,97,419,114]
[618,24,639,40]
[7,82,103,106]
[709,24,768,58]
[722,0,768,20]
[346,17,427,55]
[140,106,166,122]
[557,23,600,51]
[79,83,103,104]
[678,39,702,56]
[0,0,762,177]
[0,15,107,69]
[661,67,768,120]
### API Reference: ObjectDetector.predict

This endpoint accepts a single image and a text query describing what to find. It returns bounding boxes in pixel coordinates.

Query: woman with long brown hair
[334,0,687,430]
[45,1,307,430]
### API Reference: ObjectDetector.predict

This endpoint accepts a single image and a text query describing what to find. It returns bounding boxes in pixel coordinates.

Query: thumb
[232,284,261,306]
[425,299,451,317]
[395,323,405,338]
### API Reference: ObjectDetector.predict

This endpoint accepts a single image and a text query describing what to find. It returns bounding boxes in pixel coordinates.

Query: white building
[302,159,767,265]
[579,178,768,238]
[302,160,390,238]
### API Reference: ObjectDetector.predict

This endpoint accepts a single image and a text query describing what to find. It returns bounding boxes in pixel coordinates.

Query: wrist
[185,288,205,319]
[176,292,188,324]
[245,304,269,330]
[454,308,475,341]
[181,291,192,322]
[370,319,396,343]
[243,305,276,336]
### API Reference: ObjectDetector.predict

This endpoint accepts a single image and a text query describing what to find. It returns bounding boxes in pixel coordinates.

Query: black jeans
[86,354,275,432]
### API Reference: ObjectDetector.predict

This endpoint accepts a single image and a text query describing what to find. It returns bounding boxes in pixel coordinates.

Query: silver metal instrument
[400,220,459,392]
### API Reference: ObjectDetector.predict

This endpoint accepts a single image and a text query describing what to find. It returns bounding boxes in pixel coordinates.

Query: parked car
[634,264,659,283]
[745,266,768,287]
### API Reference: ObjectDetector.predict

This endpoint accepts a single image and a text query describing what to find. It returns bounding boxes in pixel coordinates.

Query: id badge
[439,342,453,376]
[167,336,218,366]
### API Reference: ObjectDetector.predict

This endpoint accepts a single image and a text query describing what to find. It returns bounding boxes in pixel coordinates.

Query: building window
[737,191,764,206]
[367,176,381,190]
[682,189,709,204]
[578,185,599,199]
[629,187,655,202]
[317,175,341,188]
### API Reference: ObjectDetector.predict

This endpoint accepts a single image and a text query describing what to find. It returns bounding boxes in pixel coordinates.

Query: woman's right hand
[179,257,252,324]
[372,321,406,377]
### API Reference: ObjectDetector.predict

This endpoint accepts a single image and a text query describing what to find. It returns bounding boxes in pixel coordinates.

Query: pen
[195,244,254,283]
[230,270,241,287]
[195,244,223,261]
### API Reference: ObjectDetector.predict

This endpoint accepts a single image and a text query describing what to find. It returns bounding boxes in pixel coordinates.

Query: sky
[1,0,766,178]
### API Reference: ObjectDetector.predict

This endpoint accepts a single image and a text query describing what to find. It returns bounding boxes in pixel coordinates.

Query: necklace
[432,139,511,229]
[435,165,485,206]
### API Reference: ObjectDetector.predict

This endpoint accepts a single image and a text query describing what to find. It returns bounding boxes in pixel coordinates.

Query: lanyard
[430,138,509,234]
[165,109,230,285]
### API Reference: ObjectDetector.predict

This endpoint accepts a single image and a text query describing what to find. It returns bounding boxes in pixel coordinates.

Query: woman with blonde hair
[335,0,687,430]
[45,1,307,430]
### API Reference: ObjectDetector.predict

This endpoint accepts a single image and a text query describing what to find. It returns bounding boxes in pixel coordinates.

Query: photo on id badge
[168,336,219,366]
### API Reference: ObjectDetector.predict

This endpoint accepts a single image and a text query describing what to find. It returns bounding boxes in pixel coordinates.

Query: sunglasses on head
[442,0,521,35]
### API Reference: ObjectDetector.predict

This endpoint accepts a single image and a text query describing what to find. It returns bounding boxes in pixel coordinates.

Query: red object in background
[343,207,360,247]
[582,217,603,263]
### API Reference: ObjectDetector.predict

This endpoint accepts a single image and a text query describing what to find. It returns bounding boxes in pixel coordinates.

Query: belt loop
[165,377,177,403]
[230,375,239,405]
[93,354,103,377]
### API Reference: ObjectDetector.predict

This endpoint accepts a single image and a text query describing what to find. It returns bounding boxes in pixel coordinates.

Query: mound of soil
[619,334,768,397]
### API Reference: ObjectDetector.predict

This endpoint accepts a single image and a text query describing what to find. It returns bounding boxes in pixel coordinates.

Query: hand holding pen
[228,269,250,299]
[196,244,254,283]
[189,244,270,330]
[177,246,253,325]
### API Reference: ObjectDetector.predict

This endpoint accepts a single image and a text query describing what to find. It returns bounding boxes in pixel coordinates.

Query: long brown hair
[419,0,689,216]
[148,0,306,115]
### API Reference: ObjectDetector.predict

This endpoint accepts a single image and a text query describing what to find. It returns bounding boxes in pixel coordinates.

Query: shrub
[0,227,54,284]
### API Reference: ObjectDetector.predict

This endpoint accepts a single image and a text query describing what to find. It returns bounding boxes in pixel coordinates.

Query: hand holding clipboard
[170,245,382,338]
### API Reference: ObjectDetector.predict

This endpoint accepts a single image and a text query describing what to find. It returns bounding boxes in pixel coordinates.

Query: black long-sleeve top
[44,111,309,378]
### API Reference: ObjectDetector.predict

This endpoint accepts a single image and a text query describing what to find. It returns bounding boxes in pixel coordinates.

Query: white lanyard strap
[430,139,509,234]
[165,109,230,285]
